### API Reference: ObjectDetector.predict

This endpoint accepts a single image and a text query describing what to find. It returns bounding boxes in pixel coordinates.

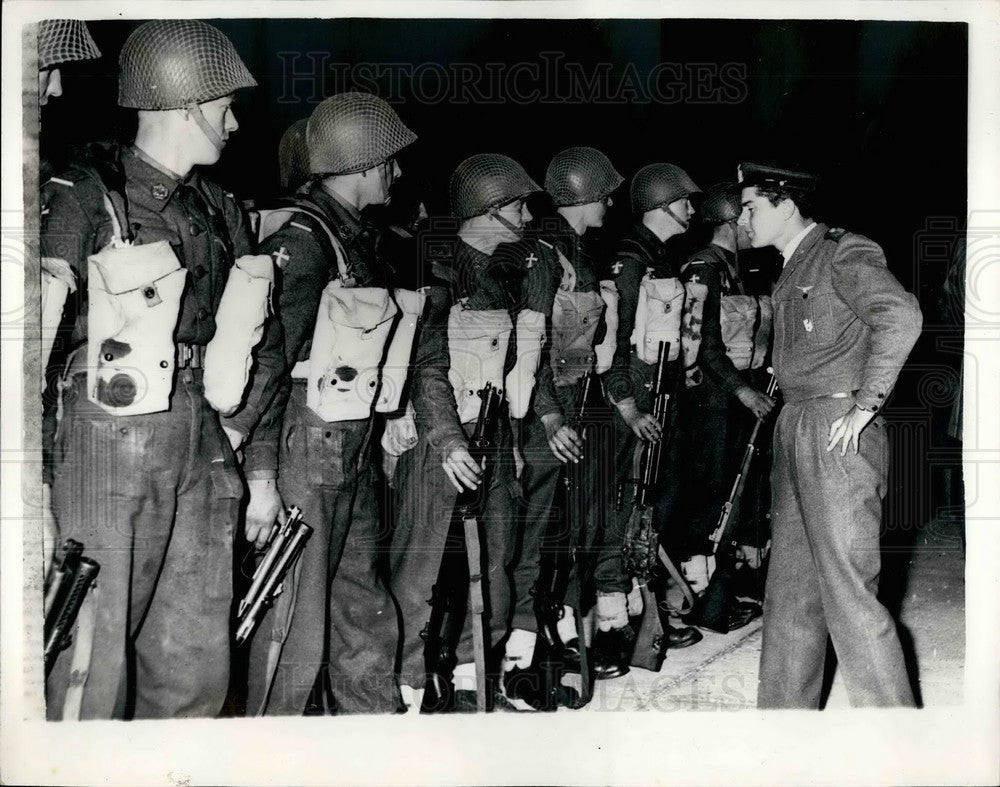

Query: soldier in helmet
[242,92,417,716]
[594,163,704,678]
[389,153,545,712]
[277,117,311,194]
[497,146,623,708]
[37,19,101,106]
[42,20,282,719]
[676,182,776,628]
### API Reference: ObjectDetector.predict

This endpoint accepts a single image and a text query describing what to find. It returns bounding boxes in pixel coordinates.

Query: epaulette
[825,227,848,242]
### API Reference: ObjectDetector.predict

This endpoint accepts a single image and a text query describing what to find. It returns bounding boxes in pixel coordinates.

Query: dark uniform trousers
[511,380,608,632]
[758,396,915,708]
[246,383,399,715]
[390,420,517,689]
[48,368,240,719]
[594,353,683,594]
[680,367,774,556]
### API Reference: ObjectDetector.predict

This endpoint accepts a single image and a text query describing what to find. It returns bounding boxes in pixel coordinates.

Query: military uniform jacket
[772,223,922,409]
[682,243,748,398]
[242,184,391,476]
[412,237,546,457]
[603,222,683,404]
[40,142,284,439]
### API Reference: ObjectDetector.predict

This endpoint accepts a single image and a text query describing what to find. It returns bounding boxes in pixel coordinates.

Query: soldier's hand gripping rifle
[533,371,593,709]
[688,372,778,633]
[235,506,313,647]
[421,382,502,714]
[619,340,680,672]
[44,539,100,676]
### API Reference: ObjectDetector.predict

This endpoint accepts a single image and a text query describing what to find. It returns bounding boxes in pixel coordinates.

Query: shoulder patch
[825,227,848,241]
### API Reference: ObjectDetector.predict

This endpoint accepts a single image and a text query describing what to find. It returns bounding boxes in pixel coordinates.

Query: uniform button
[194,266,207,279]
[120,427,129,436]
[325,431,332,438]
[190,224,202,236]
[197,308,208,320]
[160,360,169,369]
[877,393,884,399]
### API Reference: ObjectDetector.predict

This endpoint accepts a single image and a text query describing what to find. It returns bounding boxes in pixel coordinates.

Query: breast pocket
[795,288,835,343]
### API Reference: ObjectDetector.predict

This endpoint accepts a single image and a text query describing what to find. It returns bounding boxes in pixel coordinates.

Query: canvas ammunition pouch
[375,288,426,414]
[447,302,512,424]
[631,275,684,364]
[680,279,708,371]
[594,280,618,374]
[550,288,604,387]
[86,239,186,416]
[40,256,76,376]
[720,294,773,370]
[203,254,275,415]
[297,283,398,422]
[505,308,545,418]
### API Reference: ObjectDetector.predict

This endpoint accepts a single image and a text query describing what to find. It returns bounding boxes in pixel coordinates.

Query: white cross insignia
[690,274,700,283]
[272,246,291,269]
[611,261,623,275]
[525,252,538,269]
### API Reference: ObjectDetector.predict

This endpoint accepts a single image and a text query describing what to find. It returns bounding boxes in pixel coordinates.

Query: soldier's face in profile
[667,197,694,228]
[38,67,62,105]
[189,94,238,166]
[495,198,532,239]
[581,196,612,229]
[739,186,784,250]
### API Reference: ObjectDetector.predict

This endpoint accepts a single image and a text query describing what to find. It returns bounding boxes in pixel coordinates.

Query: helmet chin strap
[663,203,689,231]
[489,207,524,237]
[187,103,225,151]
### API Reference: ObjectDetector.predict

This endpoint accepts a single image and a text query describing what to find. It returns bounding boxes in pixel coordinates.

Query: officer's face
[38,67,62,105]
[739,186,784,250]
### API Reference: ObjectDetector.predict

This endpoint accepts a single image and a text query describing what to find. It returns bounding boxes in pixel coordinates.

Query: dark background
[40,16,967,535]
[42,18,967,296]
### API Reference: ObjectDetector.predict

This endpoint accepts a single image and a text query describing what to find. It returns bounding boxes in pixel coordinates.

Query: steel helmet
[38,19,101,69]
[545,146,623,207]
[278,118,310,191]
[307,93,417,176]
[699,182,742,224]
[118,20,256,109]
[630,163,701,214]
[450,153,541,219]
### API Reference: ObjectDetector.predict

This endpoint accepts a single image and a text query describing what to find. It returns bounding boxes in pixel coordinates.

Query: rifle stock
[621,341,676,672]
[421,382,502,713]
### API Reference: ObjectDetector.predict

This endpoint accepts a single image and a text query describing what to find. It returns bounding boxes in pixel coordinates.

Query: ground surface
[580,515,965,712]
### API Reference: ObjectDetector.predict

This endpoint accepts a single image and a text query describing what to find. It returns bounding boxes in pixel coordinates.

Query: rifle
[421,382,502,713]
[533,371,593,709]
[686,372,778,632]
[44,539,101,676]
[619,341,679,672]
[235,506,313,647]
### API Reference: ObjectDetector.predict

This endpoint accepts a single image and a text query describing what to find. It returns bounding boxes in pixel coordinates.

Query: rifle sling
[463,514,488,713]
[61,584,98,721]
